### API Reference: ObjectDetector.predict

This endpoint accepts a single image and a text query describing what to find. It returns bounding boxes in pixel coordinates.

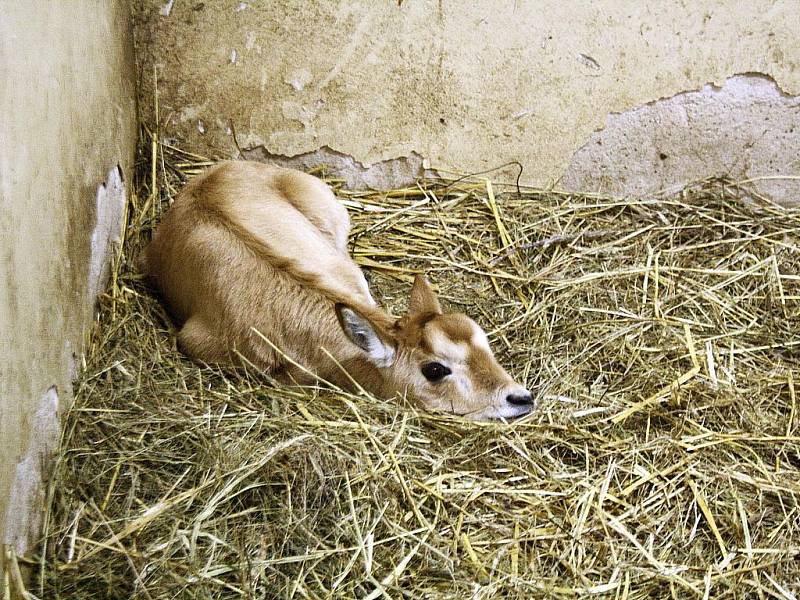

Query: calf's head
[336,276,535,420]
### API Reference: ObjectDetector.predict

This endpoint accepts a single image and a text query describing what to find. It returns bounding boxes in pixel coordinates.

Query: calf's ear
[409,274,442,316]
[335,303,396,368]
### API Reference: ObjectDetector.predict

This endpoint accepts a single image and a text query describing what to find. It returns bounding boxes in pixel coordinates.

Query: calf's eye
[421,361,451,382]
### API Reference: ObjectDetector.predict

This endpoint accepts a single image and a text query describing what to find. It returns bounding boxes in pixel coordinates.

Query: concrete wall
[0,1,137,587]
[135,0,800,204]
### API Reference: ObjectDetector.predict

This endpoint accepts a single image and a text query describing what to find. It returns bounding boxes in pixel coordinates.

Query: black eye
[421,362,451,382]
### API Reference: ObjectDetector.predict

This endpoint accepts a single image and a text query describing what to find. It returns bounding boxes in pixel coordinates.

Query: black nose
[506,392,534,406]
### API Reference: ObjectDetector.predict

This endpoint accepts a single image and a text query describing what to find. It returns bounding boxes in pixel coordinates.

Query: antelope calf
[139,161,534,420]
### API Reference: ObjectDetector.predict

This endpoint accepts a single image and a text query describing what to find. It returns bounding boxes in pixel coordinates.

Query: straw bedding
[35,142,800,599]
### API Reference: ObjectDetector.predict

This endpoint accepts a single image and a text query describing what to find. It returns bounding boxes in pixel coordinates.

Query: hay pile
[35,142,800,599]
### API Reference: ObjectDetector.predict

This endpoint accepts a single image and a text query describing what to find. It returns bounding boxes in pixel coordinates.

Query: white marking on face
[426,327,469,363]
[470,326,492,353]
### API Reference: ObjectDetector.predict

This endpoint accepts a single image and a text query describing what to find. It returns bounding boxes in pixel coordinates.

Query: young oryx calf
[140,161,535,420]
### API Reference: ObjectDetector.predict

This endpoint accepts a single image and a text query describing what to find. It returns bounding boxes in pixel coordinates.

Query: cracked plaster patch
[562,74,800,206]
[4,387,60,556]
[88,165,126,305]
[241,144,436,190]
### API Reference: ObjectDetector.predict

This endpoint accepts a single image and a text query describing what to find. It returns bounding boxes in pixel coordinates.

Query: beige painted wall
[136,0,800,203]
[0,1,137,585]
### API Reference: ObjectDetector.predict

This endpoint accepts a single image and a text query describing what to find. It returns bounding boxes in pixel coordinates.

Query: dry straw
[31,138,800,599]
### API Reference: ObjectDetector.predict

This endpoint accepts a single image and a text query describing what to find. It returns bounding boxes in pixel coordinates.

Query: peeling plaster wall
[0,2,137,583]
[136,1,800,202]
[563,74,800,202]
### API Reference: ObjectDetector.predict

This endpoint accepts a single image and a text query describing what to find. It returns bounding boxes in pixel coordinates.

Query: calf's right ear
[335,303,396,368]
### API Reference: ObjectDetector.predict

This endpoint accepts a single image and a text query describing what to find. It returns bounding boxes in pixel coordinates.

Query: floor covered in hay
[37,142,800,599]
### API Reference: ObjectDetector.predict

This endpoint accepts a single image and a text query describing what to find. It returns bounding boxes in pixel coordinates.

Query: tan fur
[140,161,534,420]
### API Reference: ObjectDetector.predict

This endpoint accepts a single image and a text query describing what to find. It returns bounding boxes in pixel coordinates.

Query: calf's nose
[506,392,534,406]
